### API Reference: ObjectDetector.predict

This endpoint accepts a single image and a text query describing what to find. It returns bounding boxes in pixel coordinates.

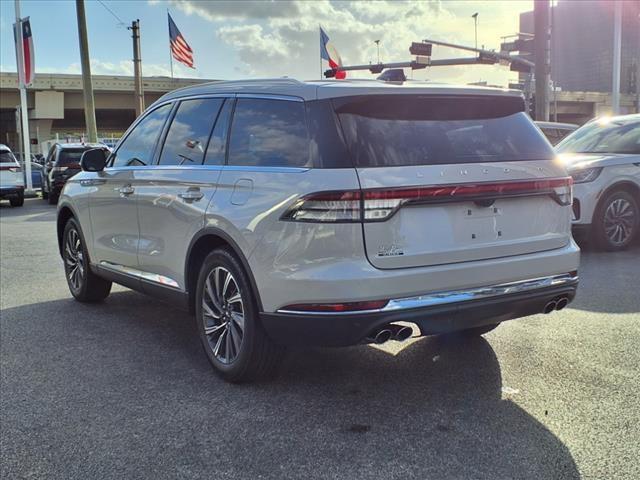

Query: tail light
[51,166,68,173]
[0,165,22,173]
[282,177,573,223]
[281,191,361,223]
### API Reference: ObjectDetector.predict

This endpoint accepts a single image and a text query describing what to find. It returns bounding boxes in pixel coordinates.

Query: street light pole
[374,39,380,64]
[472,13,478,51]
[611,0,622,115]
[14,0,33,192]
[534,0,550,121]
[75,0,98,143]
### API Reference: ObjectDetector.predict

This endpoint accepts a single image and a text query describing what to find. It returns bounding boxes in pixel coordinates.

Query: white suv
[57,79,580,382]
[557,114,640,250]
[0,144,25,207]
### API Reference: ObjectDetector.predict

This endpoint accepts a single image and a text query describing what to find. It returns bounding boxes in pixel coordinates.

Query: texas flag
[320,27,345,79]
[13,17,35,87]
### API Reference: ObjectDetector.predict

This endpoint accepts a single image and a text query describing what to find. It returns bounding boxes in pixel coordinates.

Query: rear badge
[377,244,404,257]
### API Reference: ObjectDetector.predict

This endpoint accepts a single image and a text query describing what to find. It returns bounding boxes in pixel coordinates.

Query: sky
[0,0,534,86]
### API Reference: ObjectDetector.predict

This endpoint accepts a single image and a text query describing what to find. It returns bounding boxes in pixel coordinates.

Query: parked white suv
[557,114,640,250]
[0,144,25,207]
[57,79,580,382]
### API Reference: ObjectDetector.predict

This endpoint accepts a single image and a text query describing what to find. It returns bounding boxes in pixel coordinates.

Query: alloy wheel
[65,228,84,290]
[603,198,636,247]
[201,266,245,364]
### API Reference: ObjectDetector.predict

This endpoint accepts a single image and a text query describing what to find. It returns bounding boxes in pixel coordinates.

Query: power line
[97,0,126,27]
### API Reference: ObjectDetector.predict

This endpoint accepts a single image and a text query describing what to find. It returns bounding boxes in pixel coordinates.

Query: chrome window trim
[104,165,309,173]
[276,273,579,315]
[99,261,181,289]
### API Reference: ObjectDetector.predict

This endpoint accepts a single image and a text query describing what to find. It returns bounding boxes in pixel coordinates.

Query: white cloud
[161,0,530,85]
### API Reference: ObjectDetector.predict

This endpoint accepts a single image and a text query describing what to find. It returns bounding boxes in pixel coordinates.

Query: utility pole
[611,0,622,115]
[75,0,97,143]
[374,40,380,64]
[130,19,144,117]
[472,13,478,51]
[14,0,33,192]
[534,0,550,121]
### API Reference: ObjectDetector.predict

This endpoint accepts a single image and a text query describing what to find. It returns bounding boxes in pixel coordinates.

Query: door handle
[178,188,204,202]
[119,185,135,196]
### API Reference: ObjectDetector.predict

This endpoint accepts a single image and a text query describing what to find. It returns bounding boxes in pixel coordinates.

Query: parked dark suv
[43,143,104,204]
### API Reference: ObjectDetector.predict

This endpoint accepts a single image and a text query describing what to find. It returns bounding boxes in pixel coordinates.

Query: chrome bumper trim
[277,273,578,315]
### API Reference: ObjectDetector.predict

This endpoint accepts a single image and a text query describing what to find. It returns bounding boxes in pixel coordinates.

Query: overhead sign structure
[323,37,534,80]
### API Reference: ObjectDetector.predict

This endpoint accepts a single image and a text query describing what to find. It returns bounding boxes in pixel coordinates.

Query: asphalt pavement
[1,198,639,479]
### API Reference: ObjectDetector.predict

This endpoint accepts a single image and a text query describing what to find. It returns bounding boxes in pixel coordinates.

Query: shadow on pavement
[1,291,579,479]
[0,197,56,222]
[569,243,640,314]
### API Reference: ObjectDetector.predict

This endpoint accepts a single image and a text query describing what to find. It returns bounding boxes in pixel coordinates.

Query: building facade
[520,0,640,95]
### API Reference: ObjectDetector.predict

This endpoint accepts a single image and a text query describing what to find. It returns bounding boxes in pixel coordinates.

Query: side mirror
[80,148,109,172]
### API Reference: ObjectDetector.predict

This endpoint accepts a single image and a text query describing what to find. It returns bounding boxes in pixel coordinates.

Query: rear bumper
[261,274,578,346]
[0,186,24,198]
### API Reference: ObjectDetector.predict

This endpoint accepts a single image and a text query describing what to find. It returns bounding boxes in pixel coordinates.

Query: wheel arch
[596,180,640,213]
[56,204,77,257]
[185,228,263,314]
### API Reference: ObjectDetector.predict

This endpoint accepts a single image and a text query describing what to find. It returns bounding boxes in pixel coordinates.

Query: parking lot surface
[1,199,639,479]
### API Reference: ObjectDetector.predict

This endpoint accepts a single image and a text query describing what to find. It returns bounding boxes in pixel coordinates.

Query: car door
[136,97,227,292]
[89,103,173,277]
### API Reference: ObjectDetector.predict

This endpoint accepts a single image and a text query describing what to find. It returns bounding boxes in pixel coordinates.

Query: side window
[228,98,309,167]
[111,103,172,167]
[204,99,233,166]
[158,98,223,166]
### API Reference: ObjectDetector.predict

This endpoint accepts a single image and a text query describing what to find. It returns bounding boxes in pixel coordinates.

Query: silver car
[57,79,580,382]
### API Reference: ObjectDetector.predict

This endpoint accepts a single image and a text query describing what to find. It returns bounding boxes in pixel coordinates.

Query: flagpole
[14,0,32,192]
[168,9,174,80]
[319,25,322,79]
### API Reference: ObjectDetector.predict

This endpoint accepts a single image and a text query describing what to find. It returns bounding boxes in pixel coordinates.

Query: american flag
[168,13,194,69]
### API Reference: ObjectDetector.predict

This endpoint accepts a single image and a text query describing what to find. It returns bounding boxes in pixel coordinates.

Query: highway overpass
[0,72,213,153]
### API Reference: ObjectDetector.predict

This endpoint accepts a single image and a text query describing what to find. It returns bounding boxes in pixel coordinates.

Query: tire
[9,192,24,207]
[593,190,639,251]
[48,190,58,205]
[42,180,49,200]
[195,248,284,383]
[62,218,112,302]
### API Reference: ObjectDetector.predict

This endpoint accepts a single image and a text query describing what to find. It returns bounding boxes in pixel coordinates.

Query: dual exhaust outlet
[543,296,570,314]
[367,323,413,344]
[367,296,570,344]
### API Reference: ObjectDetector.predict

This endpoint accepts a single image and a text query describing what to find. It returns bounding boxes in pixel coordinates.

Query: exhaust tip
[373,329,392,344]
[395,325,413,342]
[543,301,557,314]
[555,297,569,311]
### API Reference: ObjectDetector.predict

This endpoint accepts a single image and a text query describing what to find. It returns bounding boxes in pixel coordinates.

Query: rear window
[0,151,18,164]
[57,149,88,166]
[335,95,553,167]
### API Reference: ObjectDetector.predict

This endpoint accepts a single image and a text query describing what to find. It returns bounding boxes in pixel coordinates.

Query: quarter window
[228,98,309,167]
[159,98,223,166]
[111,103,172,167]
